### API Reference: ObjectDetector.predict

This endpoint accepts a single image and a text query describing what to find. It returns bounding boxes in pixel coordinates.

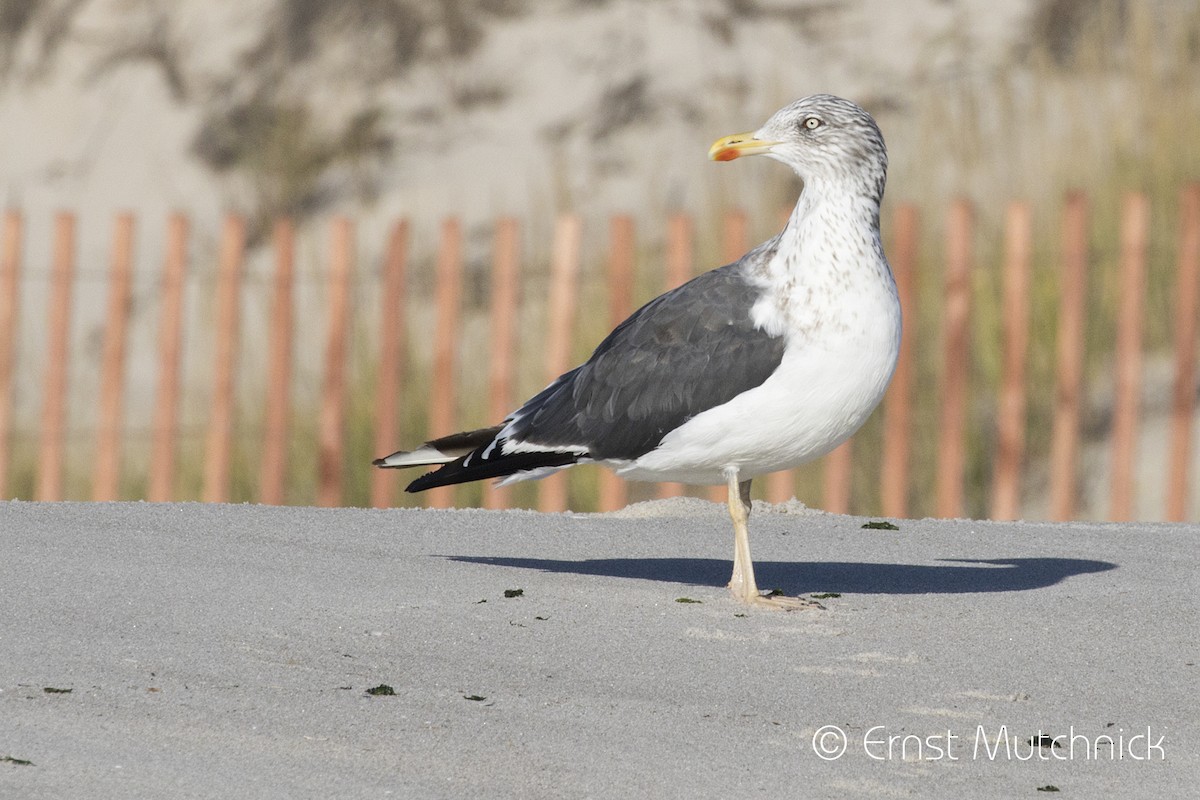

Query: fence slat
[0,212,21,499]
[991,201,1032,520]
[482,218,521,510]
[1049,192,1089,521]
[1109,192,1149,521]
[92,213,135,501]
[36,212,76,502]
[881,204,918,518]
[822,440,853,514]
[721,208,748,264]
[201,215,246,504]
[148,214,188,502]
[258,219,295,506]
[371,220,410,509]
[656,213,693,499]
[764,470,794,503]
[665,212,693,291]
[538,214,582,512]
[427,218,464,510]
[935,198,973,518]
[317,217,354,507]
[598,215,635,512]
[1167,183,1200,521]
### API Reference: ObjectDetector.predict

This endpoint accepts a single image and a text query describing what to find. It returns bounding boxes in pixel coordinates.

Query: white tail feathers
[372,446,459,469]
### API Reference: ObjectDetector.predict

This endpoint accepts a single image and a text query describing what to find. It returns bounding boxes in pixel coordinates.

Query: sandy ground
[1,498,1196,798]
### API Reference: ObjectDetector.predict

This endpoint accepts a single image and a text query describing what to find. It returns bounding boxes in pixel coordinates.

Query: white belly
[616,294,901,485]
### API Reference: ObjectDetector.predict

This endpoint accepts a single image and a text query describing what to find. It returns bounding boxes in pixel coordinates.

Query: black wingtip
[405,470,444,493]
[372,457,387,467]
[405,449,582,494]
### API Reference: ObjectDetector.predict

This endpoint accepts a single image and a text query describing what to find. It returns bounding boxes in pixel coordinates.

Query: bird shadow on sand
[443,556,1117,595]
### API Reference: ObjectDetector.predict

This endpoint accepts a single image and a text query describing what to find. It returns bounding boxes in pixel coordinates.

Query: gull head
[709,94,887,199]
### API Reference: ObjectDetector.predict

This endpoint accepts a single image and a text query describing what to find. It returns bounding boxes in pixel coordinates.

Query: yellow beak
[708,132,781,162]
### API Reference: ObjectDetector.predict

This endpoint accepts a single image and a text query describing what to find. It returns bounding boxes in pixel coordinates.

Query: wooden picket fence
[0,185,1198,520]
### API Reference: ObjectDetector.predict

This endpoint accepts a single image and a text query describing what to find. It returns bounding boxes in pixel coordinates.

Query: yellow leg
[724,467,822,611]
[726,469,757,601]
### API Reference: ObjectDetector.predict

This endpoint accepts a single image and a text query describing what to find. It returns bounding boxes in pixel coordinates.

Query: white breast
[617,197,901,486]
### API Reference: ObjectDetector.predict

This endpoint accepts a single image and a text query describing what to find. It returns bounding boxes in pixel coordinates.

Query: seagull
[375,94,901,609]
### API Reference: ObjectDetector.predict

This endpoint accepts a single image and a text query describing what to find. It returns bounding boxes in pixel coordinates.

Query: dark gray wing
[508,260,786,460]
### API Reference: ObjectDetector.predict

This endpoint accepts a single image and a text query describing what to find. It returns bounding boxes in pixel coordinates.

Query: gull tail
[372,426,503,469]
[374,425,584,493]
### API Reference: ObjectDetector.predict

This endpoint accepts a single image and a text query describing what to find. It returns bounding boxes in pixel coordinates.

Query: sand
[1,498,1195,797]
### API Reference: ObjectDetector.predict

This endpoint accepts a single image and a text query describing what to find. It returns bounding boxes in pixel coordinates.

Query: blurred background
[0,0,1198,519]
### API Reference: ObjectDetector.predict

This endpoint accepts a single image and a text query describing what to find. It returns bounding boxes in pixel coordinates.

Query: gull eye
[803,116,822,130]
